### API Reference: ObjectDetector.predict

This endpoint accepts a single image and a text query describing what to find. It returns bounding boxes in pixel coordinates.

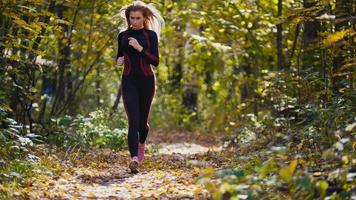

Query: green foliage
[0,0,354,198]
[0,106,41,162]
[198,65,355,198]
[0,106,45,195]
[199,141,355,199]
[50,109,128,150]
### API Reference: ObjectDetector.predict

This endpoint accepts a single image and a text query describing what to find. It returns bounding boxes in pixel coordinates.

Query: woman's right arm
[116,32,124,61]
[116,32,125,65]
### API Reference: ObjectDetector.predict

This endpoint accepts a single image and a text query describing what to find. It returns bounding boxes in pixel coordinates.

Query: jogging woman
[116,1,164,173]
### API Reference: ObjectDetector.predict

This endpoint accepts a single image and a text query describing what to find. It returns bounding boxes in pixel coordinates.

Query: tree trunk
[96,67,102,107]
[332,0,354,92]
[51,3,70,116]
[111,83,122,114]
[277,0,285,70]
[182,22,198,117]
[302,0,322,70]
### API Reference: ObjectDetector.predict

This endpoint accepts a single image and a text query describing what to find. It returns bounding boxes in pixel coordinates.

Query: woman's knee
[128,118,140,129]
[139,122,150,131]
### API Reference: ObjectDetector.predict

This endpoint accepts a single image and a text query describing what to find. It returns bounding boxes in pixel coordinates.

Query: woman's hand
[128,37,143,52]
[117,56,124,65]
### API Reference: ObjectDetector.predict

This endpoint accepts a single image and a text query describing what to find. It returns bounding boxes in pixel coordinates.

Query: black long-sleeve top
[116,28,159,76]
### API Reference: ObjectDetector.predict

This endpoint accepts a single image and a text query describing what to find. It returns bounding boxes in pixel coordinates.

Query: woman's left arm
[140,32,159,67]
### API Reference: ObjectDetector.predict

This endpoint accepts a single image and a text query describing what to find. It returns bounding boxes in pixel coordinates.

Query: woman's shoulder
[118,29,130,37]
[144,29,158,38]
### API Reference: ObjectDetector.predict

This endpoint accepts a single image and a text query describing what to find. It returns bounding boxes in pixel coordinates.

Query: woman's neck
[131,26,144,30]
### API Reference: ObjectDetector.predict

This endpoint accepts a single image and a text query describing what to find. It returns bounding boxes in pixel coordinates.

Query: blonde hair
[119,1,164,41]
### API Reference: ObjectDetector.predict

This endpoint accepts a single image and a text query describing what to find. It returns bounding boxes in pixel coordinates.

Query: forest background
[0,0,355,199]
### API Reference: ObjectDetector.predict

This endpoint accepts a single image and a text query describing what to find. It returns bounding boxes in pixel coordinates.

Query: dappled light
[1,0,355,199]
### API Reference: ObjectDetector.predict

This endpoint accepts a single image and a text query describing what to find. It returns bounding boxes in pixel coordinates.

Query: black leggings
[121,74,155,157]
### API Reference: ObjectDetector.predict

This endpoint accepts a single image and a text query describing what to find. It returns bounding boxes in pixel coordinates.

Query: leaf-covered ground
[14,130,233,199]
[5,129,355,199]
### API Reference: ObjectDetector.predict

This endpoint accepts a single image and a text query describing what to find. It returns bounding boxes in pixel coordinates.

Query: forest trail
[19,130,233,199]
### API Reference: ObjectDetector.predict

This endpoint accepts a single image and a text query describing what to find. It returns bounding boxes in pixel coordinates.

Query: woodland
[0,0,355,199]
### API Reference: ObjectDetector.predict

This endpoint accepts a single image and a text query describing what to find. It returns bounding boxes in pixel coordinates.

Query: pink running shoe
[138,143,145,163]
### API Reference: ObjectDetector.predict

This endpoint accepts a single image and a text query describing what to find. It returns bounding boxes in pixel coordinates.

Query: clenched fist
[117,56,124,65]
[128,37,143,52]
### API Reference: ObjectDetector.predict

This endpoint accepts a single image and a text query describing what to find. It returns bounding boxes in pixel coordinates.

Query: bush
[49,109,128,150]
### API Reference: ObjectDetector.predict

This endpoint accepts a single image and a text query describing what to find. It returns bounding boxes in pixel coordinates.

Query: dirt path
[19,130,233,199]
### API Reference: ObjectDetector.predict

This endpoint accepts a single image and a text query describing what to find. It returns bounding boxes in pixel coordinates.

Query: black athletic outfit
[116,27,159,158]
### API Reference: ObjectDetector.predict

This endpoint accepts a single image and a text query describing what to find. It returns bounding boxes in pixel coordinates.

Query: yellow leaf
[298,159,306,165]
[323,29,354,46]
[342,155,349,164]
[194,187,203,195]
[205,182,215,193]
[73,193,81,198]
[87,192,97,199]
[279,167,292,182]
[317,180,328,197]
[289,160,298,175]
[219,182,231,193]
[31,0,44,5]
[14,18,28,27]
[279,160,298,182]
[213,190,222,200]
[202,166,215,177]
[278,154,289,160]
[192,167,200,177]
[90,162,97,167]
[297,142,303,150]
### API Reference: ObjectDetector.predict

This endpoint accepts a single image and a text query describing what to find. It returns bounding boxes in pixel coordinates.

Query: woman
[116,1,164,173]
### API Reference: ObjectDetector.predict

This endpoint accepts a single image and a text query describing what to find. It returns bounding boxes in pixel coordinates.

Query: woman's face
[129,11,144,29]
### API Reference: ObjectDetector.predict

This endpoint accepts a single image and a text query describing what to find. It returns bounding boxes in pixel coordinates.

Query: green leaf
[216,168,245,178]
[259,157,276,178]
